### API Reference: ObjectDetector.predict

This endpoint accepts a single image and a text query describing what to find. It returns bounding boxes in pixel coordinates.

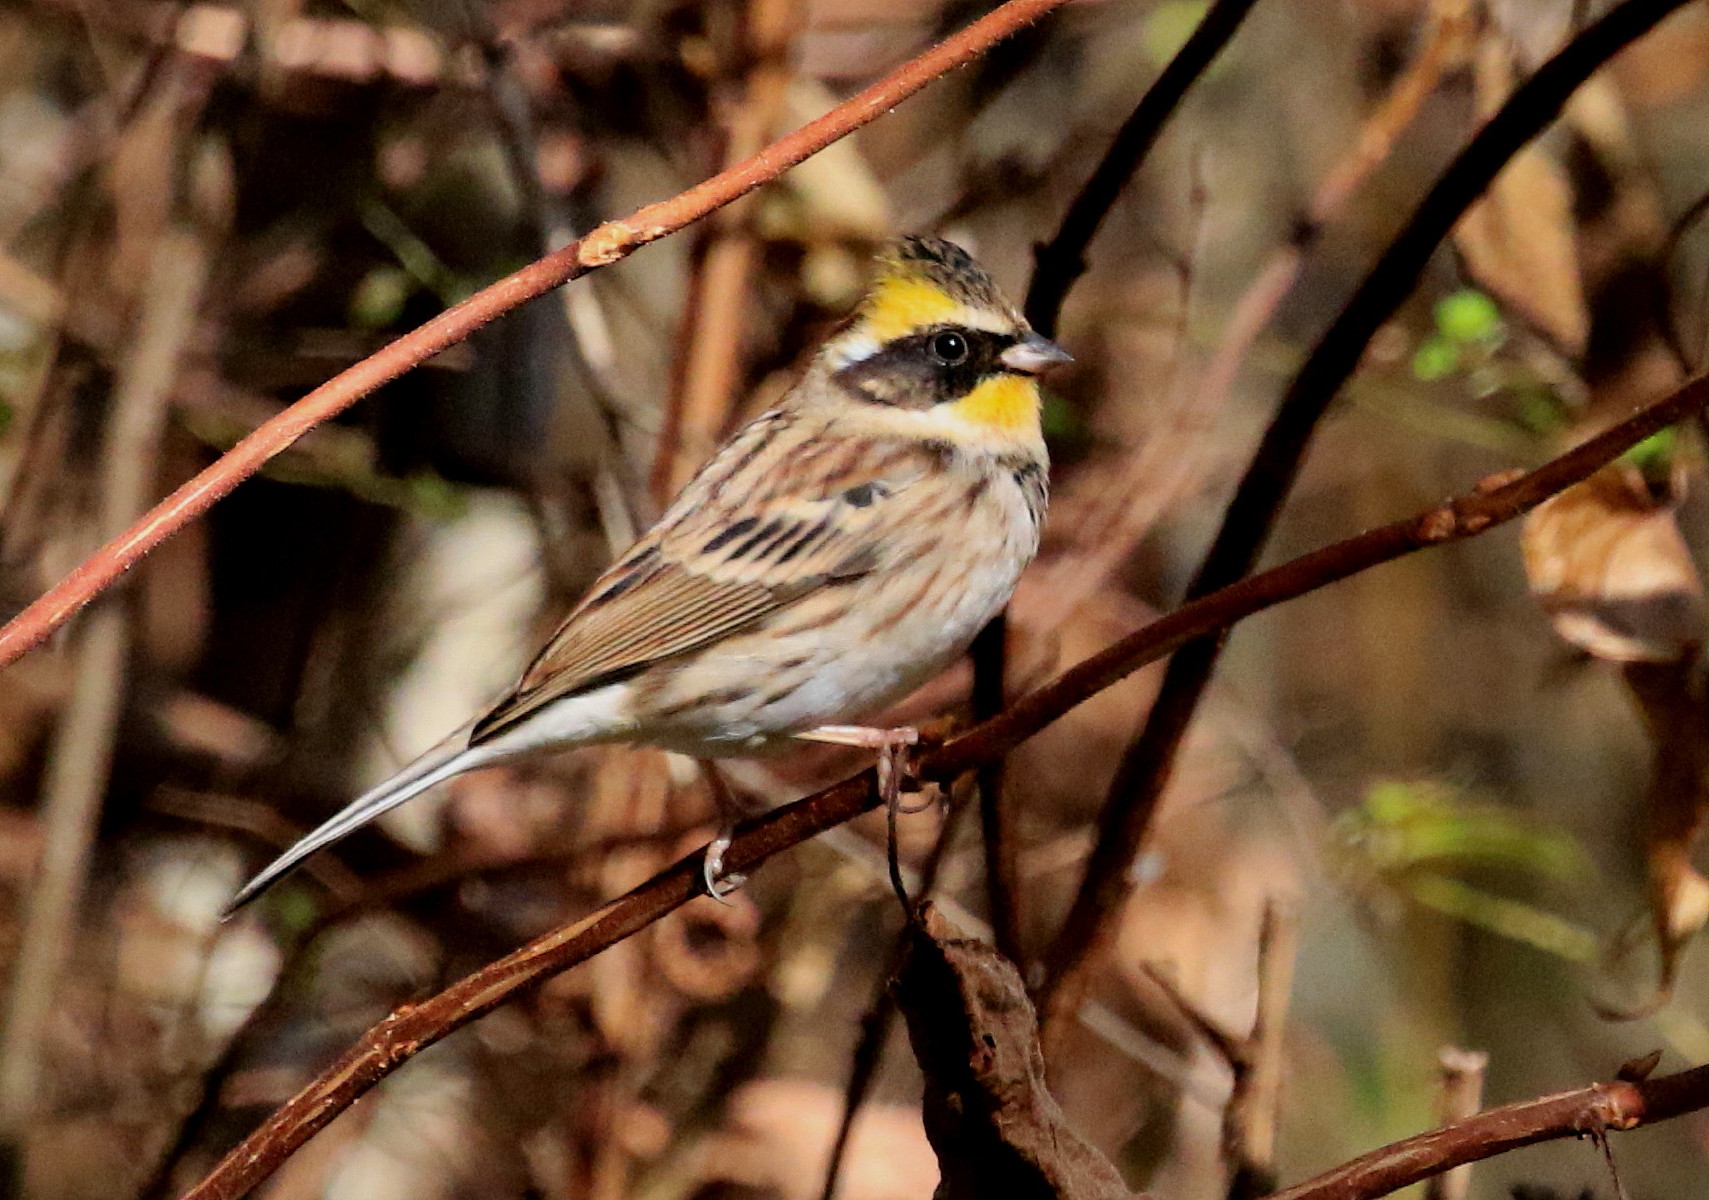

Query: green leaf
[1622,426,1677,477]
[1337,780,1589,881]
[1411,334,1459,382]
[1403,874,1599,963]
[1143,2,1212,66]
[1514,385,1565,435]
[349,265,414,328]
[1434,289,1504,345]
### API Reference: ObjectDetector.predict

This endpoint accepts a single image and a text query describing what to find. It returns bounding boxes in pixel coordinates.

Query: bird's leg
[799,724,923,910]
[796,725,923,810]
[697,760,749,902]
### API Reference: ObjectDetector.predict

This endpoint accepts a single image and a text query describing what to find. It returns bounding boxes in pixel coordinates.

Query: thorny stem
[179,372,1709,1200]
[0,0,1076,671]
[1033,0,1699,1035]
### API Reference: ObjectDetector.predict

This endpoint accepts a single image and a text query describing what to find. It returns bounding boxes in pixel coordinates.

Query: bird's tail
[227,724,499,913]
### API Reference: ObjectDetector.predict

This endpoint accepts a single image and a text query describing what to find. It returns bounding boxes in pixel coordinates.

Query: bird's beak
[1000,332,1074,375]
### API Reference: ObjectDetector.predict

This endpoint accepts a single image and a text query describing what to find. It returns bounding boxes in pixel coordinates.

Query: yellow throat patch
[946,373,1042,437]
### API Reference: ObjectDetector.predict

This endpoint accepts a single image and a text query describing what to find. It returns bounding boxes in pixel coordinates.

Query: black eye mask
[833,327,1018,409]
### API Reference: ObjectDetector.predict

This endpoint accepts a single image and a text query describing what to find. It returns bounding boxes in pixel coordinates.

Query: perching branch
[1034,0,1700,1033]
[0,0,1075,672]
[179,370,1709,1200]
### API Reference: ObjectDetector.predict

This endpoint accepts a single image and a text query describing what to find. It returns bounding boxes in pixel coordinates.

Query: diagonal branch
[180,370,1709,1200]
[1269,1061,1709,1200]
[0,0,1075,671]
[1033,0,1698,1032]
[1022,0,1263,337]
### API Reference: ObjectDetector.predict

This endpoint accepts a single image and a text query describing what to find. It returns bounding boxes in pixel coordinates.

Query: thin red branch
[1268,1063,1709,1200]
[0,0,1073,671]
[180,372,1709,1200]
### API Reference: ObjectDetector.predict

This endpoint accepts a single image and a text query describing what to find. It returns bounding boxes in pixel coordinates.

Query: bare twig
[178,370,1709,1200]
[1227,901,1299,1200]
[1139,962,1246,1066]
[1269,1062,1709,1200]
[971,615,1023,964]
[1138,902,1300,1200]
[0,223,208,1125]
[0,0,1076,671]
[817,780,972,1200]
[1022,0,1263,336]
[651,0,807,500]
[1035,0,1697,1037]
[1423,1047,1489,1200]
[976,0,1261,970]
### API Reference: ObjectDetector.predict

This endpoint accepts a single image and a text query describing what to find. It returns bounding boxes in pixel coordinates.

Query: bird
[229,235,1071,911]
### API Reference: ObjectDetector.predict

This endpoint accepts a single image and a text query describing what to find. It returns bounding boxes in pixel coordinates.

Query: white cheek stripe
[827,333,882,369]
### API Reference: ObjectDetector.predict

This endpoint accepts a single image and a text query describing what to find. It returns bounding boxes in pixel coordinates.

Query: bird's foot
[700,824,747,903]
[799,724,926,909]
[797,724,923,810]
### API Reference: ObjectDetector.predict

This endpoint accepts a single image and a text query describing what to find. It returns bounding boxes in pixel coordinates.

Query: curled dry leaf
[1453,32,1589,355]
[1522,462,1709,1016]
[895,904,1140,1200]
[1604,661,1709,1018]
[1520,465,1703,664]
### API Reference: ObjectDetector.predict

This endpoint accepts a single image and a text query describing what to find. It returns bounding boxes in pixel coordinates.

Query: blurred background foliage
[3,0,1709,1197]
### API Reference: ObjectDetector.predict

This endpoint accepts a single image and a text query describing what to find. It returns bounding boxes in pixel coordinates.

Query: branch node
[1473,467,1528,495]
[1418,506,1459,540]
[580,223,636,267]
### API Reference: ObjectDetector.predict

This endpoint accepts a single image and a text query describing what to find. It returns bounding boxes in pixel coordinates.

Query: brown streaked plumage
[230,235,1071,910]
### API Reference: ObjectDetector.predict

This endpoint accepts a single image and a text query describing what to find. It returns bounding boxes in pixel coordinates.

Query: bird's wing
[470,417,925,744]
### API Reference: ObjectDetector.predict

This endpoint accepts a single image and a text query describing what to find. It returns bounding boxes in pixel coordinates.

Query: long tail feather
[227,726,494,913]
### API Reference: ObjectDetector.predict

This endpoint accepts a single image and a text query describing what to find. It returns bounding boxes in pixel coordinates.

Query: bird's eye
[929,331,970,365]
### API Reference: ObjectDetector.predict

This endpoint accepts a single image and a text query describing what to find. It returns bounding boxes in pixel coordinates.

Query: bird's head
[810,236,1071,451]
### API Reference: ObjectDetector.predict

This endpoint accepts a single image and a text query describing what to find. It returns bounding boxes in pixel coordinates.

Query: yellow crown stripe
[860,276,967,344]
[945,373,1041,436]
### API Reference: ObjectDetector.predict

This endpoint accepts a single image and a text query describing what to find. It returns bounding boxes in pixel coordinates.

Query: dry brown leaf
[896,905,1140,1200]
[1600,662,1709,1017]
[1452,33,1588,355]
[1524,464,1709,1016]
[1520,465,1703,664]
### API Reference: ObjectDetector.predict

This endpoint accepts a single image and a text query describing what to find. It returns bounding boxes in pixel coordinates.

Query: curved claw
[701,827,746,903]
